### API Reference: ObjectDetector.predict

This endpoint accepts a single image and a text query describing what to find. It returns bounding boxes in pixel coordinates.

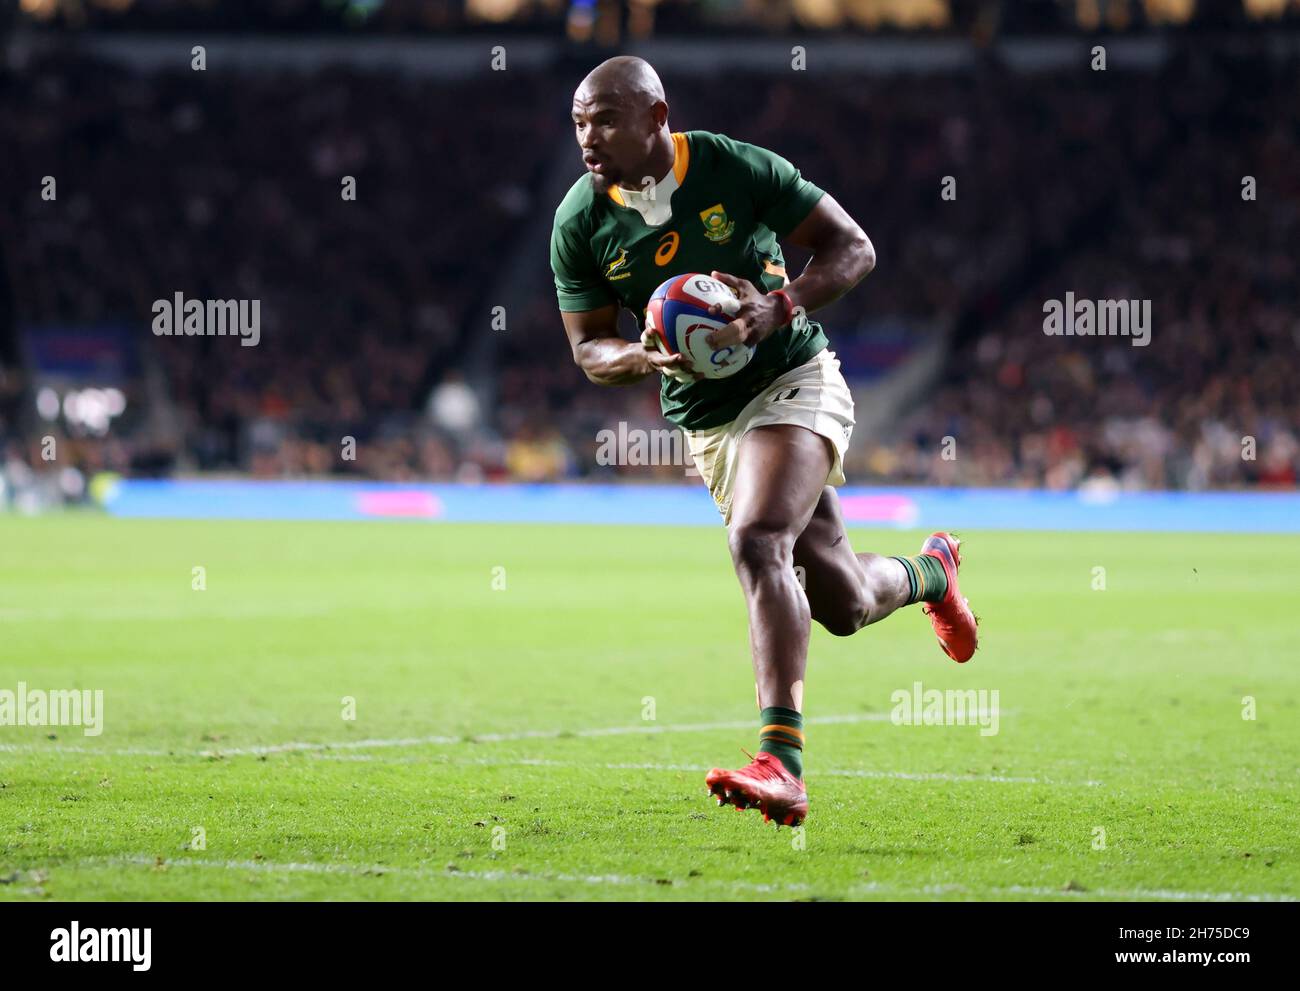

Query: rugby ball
[644,273,754,381]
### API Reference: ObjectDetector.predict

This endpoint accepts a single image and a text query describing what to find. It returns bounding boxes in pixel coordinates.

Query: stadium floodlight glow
[468,0,527,23]
[36,386,60,421]
[59,467,86,498]
[104,387,127,416]
[18,0,58,21]
[60,387,128,436]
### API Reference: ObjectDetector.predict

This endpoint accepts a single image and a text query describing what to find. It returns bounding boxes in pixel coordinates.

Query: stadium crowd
[865,53,1300,490]
[1,53,563,485]
[2,48,1296,496]
[501,52,1300,490]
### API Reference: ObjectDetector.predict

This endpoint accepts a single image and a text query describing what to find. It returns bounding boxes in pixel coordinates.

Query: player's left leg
[794,485,979,661]
[793,484,911,637]
[704,423,829,827]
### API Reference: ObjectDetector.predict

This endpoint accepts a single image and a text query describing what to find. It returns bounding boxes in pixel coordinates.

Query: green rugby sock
[892,554,949,605]
[757,706,804,779]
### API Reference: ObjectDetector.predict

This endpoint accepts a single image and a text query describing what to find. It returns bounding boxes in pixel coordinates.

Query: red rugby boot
[705,752,808,827]
[919,531,979,663]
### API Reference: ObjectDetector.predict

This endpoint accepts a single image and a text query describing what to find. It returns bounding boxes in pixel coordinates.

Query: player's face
[571,93,652,193]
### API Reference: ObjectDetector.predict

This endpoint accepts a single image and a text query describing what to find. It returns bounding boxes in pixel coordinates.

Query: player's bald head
[575,56,665,113]
[570,57,671,192]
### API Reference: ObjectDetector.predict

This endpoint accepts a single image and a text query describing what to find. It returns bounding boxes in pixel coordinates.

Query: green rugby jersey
[550,130,829,430]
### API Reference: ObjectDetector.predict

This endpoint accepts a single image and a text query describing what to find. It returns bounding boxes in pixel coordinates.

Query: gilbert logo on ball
[644,273,755,380]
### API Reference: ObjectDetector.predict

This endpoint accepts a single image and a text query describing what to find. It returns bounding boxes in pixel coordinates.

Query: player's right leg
[704,423,830,827]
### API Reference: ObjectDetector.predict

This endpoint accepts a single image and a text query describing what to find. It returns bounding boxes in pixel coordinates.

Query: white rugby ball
[644,273,755,380]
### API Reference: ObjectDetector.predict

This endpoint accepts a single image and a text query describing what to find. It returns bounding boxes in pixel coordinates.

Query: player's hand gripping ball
[643,273,755,381]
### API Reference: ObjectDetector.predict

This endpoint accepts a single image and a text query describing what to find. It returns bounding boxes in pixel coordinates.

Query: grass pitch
[1,514,1297,901]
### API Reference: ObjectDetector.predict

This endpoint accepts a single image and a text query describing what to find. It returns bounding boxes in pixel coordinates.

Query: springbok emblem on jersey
[605,248,631,280]
[699,203,735,245]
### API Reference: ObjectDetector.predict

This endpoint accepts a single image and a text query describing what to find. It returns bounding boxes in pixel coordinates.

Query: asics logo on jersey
[655,231,680,266]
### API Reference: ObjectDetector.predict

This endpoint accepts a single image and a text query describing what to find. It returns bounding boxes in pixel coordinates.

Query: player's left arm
[705,194,875,349]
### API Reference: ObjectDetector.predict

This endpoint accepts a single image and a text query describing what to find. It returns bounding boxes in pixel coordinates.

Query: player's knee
[817,608,863,638]
[815,594,872,637]
[728,521,795,576]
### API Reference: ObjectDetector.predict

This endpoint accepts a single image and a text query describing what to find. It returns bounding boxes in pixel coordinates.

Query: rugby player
[551,56,978,827]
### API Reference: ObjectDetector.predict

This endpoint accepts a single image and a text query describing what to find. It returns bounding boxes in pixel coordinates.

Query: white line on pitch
[54,854,1296,902]
[0,604,337,622]
[3,711,1005,759]
[847,881,1296,903]
[81,855,804,896]
[303,753,1096,786]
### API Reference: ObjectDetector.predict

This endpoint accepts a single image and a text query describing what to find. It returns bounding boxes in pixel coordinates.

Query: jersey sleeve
[550,214,617,312]
[728,136,825,239]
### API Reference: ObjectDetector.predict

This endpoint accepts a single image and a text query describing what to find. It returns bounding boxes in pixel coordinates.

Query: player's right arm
[552,207,694,386]
[561,306,694,386]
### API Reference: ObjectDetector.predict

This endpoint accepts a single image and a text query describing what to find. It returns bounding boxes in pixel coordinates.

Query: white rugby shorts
[684,349,855,525]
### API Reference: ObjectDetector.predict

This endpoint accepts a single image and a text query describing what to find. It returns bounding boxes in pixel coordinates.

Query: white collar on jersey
[616,168,679,226]
[606,132,690,228]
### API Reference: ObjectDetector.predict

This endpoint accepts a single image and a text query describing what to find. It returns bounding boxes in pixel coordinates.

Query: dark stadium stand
[2,42,1296,492]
